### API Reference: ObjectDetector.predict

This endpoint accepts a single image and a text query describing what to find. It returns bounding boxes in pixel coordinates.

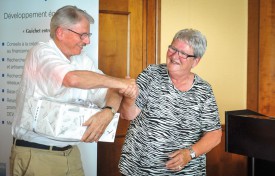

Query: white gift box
[20,98,119,142]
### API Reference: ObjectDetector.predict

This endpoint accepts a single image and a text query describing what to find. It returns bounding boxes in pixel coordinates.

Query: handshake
[118,77,139,100]
[104,75,139,100]
[65,70,139,100]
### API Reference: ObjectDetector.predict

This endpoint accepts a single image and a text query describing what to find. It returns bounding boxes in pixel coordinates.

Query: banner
[0,1,99,175]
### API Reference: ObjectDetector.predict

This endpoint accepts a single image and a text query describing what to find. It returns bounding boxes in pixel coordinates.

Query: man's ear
[55,27,64,40]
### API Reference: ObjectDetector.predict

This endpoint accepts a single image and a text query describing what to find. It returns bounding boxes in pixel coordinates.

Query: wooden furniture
[226,109,275,176]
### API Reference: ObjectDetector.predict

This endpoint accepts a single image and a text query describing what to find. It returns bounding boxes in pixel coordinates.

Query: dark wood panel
[115,118,130,136]
[97,137,126,176]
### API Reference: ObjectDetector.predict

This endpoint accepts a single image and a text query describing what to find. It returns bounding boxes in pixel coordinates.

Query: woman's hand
[166,148,192,171]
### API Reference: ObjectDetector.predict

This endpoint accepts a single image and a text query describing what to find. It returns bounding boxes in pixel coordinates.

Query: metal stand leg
[251,157,255,176]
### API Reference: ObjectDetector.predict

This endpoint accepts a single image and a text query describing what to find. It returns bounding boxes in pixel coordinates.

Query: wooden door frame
[142,0,161,68]
[247,0,260,111]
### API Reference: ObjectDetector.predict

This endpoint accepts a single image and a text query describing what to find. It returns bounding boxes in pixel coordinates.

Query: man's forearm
[63,70,134,90]
[104,88,123,112]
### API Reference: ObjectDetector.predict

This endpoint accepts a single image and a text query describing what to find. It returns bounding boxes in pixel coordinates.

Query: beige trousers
[10,145,84,176]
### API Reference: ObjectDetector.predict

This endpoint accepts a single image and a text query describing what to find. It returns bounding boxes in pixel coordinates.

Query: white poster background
[0,1,99,176]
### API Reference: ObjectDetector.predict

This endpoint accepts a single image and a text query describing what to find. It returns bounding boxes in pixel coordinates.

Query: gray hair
[50,5,94,39]
[173,29,207,58]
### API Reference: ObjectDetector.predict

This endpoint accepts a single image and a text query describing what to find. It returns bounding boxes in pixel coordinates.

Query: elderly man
[10,5,137,176]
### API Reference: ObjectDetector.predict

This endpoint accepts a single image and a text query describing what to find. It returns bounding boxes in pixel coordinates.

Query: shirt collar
[48,39,71,63]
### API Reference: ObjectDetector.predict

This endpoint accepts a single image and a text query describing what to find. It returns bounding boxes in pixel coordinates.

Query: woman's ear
[192,58,201,68]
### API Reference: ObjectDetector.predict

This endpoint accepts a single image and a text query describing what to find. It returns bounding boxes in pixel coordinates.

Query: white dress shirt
[12,39,107,147]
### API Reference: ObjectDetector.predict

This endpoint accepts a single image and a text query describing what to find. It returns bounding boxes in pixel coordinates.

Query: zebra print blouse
[119,64,221,176]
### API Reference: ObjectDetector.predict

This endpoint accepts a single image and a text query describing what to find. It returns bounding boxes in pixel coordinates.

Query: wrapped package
[20,98,119,142]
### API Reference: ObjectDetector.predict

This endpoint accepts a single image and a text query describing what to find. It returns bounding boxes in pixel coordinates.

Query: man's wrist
[102,106,116,116]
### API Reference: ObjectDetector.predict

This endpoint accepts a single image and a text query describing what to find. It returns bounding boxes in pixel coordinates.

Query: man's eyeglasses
[67,29,92,40]
[168,45,196,59]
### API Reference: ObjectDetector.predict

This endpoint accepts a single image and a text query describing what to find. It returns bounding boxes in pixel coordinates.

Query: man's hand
[119,77,139,99]
[81,109,113,142]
